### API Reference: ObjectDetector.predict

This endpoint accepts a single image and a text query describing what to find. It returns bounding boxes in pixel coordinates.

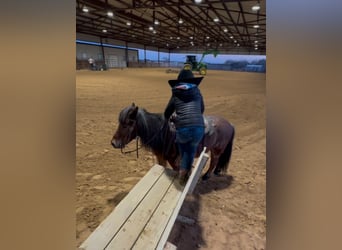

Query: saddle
[203,116,215,136]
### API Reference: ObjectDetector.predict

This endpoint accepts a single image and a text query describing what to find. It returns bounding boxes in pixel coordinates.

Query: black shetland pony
[111,103,235,180]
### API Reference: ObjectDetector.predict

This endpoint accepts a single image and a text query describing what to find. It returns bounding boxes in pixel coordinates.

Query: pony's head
[111,103,139,148]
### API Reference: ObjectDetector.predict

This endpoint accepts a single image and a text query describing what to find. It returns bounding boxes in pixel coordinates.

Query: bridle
[119,118,140,157]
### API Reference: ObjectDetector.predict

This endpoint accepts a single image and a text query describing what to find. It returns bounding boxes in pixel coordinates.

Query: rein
[120,136,140,158]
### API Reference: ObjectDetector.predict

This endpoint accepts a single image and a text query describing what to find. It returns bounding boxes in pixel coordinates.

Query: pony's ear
[129,106,138,119]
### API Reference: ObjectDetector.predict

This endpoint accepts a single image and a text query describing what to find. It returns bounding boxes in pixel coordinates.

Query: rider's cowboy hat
[168,69,204,87]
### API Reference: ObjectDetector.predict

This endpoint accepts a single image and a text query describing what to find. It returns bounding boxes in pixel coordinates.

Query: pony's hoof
[202,174,210,181]
[214,170,221,176]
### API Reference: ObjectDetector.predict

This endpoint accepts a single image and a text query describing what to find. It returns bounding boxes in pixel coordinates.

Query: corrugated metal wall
[76,33,138,69]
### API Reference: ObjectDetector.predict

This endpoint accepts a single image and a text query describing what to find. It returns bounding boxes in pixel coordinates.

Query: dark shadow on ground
[168,174,234,249]
[168,193,204,249]
[196,174,234,195]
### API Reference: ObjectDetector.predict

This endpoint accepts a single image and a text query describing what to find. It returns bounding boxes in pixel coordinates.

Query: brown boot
[178,169,191,186]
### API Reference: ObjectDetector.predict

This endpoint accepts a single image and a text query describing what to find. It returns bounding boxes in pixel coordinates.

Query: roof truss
[76,0,266,54]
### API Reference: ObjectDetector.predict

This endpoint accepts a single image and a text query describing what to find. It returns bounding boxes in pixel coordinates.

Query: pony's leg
[168,156,180,171]
[202,152,219,180]
[166,144,181,171]
[213,167,222,176]
[156,154,167,168]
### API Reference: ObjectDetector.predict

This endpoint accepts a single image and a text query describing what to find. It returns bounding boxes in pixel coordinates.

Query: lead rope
[136,136,139,158]
[120,136,141,157]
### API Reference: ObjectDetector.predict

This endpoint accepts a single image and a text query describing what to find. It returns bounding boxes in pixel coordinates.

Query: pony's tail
[215,126,235,173]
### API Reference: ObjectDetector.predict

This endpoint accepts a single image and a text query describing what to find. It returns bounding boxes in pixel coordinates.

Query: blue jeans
[176,126,205,171]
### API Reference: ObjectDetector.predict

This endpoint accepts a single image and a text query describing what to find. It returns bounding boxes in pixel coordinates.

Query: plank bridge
[79,148,209,250]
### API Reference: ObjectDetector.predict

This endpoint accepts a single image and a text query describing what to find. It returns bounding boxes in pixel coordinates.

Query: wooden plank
[132,169,183,249]
[188,153,209,194]
[105,168,176,250]
[156,148,207,250]
[164,242,177,250]
[80,164,165,250]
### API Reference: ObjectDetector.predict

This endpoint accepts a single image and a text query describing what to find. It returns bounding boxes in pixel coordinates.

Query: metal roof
[76,0,266,54]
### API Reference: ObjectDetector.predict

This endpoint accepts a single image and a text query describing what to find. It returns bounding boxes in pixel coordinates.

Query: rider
[164,69,205,185]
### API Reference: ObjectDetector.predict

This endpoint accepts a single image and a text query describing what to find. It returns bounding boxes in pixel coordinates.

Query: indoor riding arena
[76,68,266,249]
[76,1,266,249]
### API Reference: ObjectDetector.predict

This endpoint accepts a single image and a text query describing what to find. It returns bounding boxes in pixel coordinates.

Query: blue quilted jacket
[164,83,205,128]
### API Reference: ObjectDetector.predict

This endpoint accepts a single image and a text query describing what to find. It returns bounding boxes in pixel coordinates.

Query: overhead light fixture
[230,36,234,39]
[166,43,169,47]
[126,21,131,26]
[223,28,228,32]
[178,18,183,24]
[82,7,89,12]
[234,40,237,43]
[154,19,159,25]
[206,36,210,39]
[255,40,258,43]
[213,17,219,22]
[255,47,258,50]
[107,11,113,17]
[253,24,260,29]
[102,29,107,33]
[194,0,202,3]
[219,43,223,47]
[149,26,154,30]
[153,30,157,34]
[237,44,240,47]
[177,36,180,40]
[251,4,261,12]
[190,36,193,39]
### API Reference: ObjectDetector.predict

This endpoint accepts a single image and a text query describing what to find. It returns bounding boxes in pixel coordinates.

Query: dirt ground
[76,68,266,249]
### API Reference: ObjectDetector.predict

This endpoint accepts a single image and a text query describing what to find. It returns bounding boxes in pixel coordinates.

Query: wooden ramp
[79,148,209,250]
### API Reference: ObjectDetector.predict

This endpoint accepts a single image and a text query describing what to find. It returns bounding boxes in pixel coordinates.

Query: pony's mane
[136,108,165,147]
[118,106,133,124]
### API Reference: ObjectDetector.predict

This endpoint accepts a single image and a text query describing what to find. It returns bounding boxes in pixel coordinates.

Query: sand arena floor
[76,68,266,249]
